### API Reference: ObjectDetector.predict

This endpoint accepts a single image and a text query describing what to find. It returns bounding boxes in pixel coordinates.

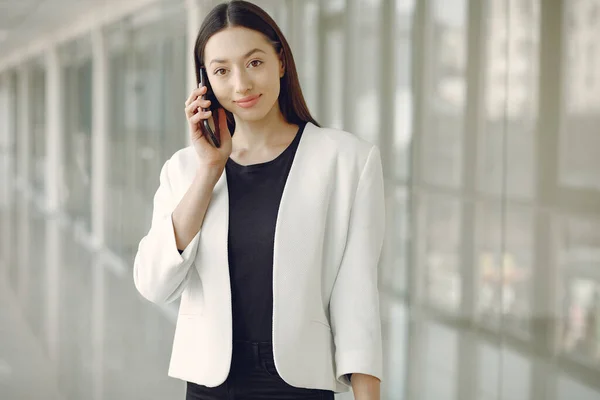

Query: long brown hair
[193,0,320,133]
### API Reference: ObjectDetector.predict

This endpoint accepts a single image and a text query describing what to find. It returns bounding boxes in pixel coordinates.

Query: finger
[198,98,211,109]
[185,98,210,117]
[185,102,199,117]
[184,86,207,107]
[190,109,212,124]
[191,98,211,110]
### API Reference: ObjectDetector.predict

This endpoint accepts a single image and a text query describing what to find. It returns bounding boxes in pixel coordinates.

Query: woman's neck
[232,104,297,152]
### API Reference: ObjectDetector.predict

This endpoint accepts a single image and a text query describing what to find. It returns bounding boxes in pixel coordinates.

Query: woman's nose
[234,71,253,94]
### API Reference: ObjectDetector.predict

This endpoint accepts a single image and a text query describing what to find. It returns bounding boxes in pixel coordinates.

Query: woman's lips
[235,94,261,108]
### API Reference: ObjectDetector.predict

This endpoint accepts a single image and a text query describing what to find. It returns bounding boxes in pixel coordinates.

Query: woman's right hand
[185,86,232,171]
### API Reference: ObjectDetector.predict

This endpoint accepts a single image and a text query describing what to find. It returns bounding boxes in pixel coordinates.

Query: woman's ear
[279,49,285,78]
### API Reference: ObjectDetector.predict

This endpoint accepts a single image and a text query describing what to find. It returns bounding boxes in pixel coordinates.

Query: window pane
[352,0,381,144]
[29,61,46,199]
[419,193,462,310]
[558,214,600,367]
[421,0,468,188]
[422,320,459,400]
[478,0,539,200]
[380,184,408,294]
[322,28,344,129]
[0,72,18,282]
[380,295,409,399]
[293,0,320,114]
[475,202,533,337]
[60,36,93,233]
[394,30,413,181]
[105,0,187,259]
[560,0,600,191]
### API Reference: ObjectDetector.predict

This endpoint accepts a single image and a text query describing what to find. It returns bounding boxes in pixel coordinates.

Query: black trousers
[185,340,335,400]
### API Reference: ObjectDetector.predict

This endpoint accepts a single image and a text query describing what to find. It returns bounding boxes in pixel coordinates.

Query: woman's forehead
[204,27,273,63]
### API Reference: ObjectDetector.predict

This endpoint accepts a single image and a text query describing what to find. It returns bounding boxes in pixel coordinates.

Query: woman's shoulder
[157,146,198,185]
[305,122,379,164]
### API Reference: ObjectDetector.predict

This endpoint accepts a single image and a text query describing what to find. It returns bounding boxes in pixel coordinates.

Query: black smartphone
[199,67,221,148]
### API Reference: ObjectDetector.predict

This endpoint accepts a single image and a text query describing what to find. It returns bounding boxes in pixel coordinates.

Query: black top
[225,123,305,341]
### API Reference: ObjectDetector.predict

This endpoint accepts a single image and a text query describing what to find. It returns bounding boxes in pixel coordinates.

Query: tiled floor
[1,196,600,400]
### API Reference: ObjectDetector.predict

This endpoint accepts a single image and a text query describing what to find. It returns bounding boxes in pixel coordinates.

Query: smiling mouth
[235,95,261,108]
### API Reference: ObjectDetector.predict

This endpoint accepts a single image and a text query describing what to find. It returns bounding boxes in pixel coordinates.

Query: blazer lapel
[273,123,328,323]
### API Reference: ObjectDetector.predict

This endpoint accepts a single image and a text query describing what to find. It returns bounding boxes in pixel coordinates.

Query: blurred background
[1,0,600,399]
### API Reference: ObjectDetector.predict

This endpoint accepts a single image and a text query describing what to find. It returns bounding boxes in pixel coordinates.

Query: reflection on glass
[381,185,408,294]
[476,203,533,337]
[562,278,600,361]
[323,0,346,13]
[422,321,458,400]
[422,0,467,188]
[380,297,408,399]
[15,69,24,188]
[16,190,30,303]
[29,62,46,200]
[558,376,600,400]
[478,342,501,400]
[0,72,17,279]
[56,228,94,399]
[353,0,381,144]
[44,215,62,365]
[105,0,187,259]
[290,0,319,116]
[560,0,600,190]
[421,194,462,311]
[500,349,531,400]
[559,215,600,366]
[323,28,344,129]
[479,0,539,200]
[23,208,47,341]
[60,36,93,233]
[394,0,413,181]
[90,258,105,400]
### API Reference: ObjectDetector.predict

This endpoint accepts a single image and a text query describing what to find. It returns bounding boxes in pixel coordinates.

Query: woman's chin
[235,108,270,122]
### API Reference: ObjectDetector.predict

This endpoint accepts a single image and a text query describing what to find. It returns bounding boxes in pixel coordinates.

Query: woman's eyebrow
[209,48,266,66]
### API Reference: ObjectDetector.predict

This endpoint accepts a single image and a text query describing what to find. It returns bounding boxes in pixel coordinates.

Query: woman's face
[203,26,284,122]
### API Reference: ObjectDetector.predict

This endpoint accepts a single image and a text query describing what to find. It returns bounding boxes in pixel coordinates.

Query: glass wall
[59,36,93,234]
[0,71,18,280]
[29,59,46,200]
[558,0,600,370]
[1,0,600,399]
[104,0,187,260]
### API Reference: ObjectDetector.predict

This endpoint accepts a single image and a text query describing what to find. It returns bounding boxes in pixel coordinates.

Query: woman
[133,1,385,399]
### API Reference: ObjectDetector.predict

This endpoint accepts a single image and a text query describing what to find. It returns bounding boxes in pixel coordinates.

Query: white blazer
[133,122,385,393]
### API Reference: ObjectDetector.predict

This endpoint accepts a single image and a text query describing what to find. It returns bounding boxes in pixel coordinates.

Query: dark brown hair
[193,0,320,133]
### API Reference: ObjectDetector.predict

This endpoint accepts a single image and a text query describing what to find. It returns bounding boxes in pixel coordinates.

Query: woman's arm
[172,166,222,250]
[329,145,386,389]
[133,160,220,304]
[351,373,381,400]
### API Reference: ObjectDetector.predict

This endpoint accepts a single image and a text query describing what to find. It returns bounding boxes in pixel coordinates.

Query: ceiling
[0,0,115,60]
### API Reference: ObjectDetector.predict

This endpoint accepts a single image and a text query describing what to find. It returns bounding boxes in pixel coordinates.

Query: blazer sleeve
[329,145,386,386]
[133,158,202,304]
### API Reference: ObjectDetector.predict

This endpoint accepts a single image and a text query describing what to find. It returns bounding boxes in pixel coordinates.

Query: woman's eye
[249,60,262,68]
[214,68,226,76]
